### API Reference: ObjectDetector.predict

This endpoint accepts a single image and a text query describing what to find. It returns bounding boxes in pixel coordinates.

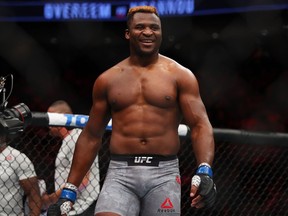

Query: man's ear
[125,29,130,40]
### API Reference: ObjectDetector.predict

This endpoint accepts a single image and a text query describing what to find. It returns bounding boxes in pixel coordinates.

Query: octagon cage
[3,112,288,215]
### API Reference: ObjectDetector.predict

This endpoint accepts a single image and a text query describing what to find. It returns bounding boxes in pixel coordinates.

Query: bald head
[47,100,73,138]
[48,100,73,114]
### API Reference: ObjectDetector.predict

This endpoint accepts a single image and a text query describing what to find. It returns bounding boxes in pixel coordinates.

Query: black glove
[192,163,217,208]
[47,183,77,216]
[47,198,72,216]
[197,174,217,208]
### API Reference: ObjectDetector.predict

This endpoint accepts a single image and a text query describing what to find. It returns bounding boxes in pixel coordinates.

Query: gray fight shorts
[95,154,181,216]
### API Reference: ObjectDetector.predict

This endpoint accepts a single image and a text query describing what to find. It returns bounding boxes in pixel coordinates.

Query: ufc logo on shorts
[134,156,153,164]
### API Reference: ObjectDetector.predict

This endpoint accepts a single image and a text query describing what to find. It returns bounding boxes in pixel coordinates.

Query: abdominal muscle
[109,106,181,155]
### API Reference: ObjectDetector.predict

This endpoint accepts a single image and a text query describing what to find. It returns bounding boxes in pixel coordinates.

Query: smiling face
[125,12,162,57]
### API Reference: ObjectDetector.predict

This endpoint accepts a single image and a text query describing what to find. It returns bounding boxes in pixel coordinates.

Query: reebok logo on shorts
[157,198,176,213]
[161,198,173,208]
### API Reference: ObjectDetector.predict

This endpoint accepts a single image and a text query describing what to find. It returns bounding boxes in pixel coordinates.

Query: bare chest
[107,70,177,111]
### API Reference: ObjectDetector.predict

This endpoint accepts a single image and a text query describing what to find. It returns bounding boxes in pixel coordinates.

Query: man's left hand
[190,163,217,208]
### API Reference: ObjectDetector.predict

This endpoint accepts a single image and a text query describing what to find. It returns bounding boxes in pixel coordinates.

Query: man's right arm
[67,73,111,187]
[47,74,111,215]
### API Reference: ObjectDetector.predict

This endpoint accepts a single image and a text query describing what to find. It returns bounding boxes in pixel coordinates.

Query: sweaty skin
[66,11,214,215]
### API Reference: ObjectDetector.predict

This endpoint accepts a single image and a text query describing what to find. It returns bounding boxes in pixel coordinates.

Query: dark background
[2,3,288,215]
[1,1,288,133]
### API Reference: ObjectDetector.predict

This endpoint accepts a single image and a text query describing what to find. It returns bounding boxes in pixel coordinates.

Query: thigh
[95,177,140,216]
[77,200,96,216]
[141,178,181,216]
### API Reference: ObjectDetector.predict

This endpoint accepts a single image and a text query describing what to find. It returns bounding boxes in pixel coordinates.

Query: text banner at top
[0,0,195,22]
[0,0,287,22]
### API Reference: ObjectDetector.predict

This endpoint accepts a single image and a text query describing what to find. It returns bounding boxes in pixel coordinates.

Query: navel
[140,138,148,145]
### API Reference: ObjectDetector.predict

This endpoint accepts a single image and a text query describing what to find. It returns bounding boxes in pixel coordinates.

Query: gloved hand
[47,183,77,216]
[190,163,217,208]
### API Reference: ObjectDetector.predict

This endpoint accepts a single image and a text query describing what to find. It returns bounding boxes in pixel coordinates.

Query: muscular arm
[42,170,89,209]
[66,74,111,187]
[178,68,214,165]
[20,177,42,215]
[178,68,217,209]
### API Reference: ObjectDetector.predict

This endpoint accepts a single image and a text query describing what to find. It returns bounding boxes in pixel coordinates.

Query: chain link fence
[3,126,288,215]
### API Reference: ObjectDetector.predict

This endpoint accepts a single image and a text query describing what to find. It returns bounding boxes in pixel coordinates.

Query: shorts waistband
[110,154,177,166]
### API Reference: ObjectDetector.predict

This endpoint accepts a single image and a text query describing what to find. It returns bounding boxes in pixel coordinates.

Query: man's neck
[129,52,159,67]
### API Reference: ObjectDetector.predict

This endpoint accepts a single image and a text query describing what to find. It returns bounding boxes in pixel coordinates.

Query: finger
[191,194,202,207]
[190,185,198,198]
[190,175,201,197]
[194,201,205,209]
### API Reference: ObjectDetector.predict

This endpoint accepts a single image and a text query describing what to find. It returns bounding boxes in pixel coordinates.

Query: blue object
[196,165,213,178]
[60,188,77,203]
